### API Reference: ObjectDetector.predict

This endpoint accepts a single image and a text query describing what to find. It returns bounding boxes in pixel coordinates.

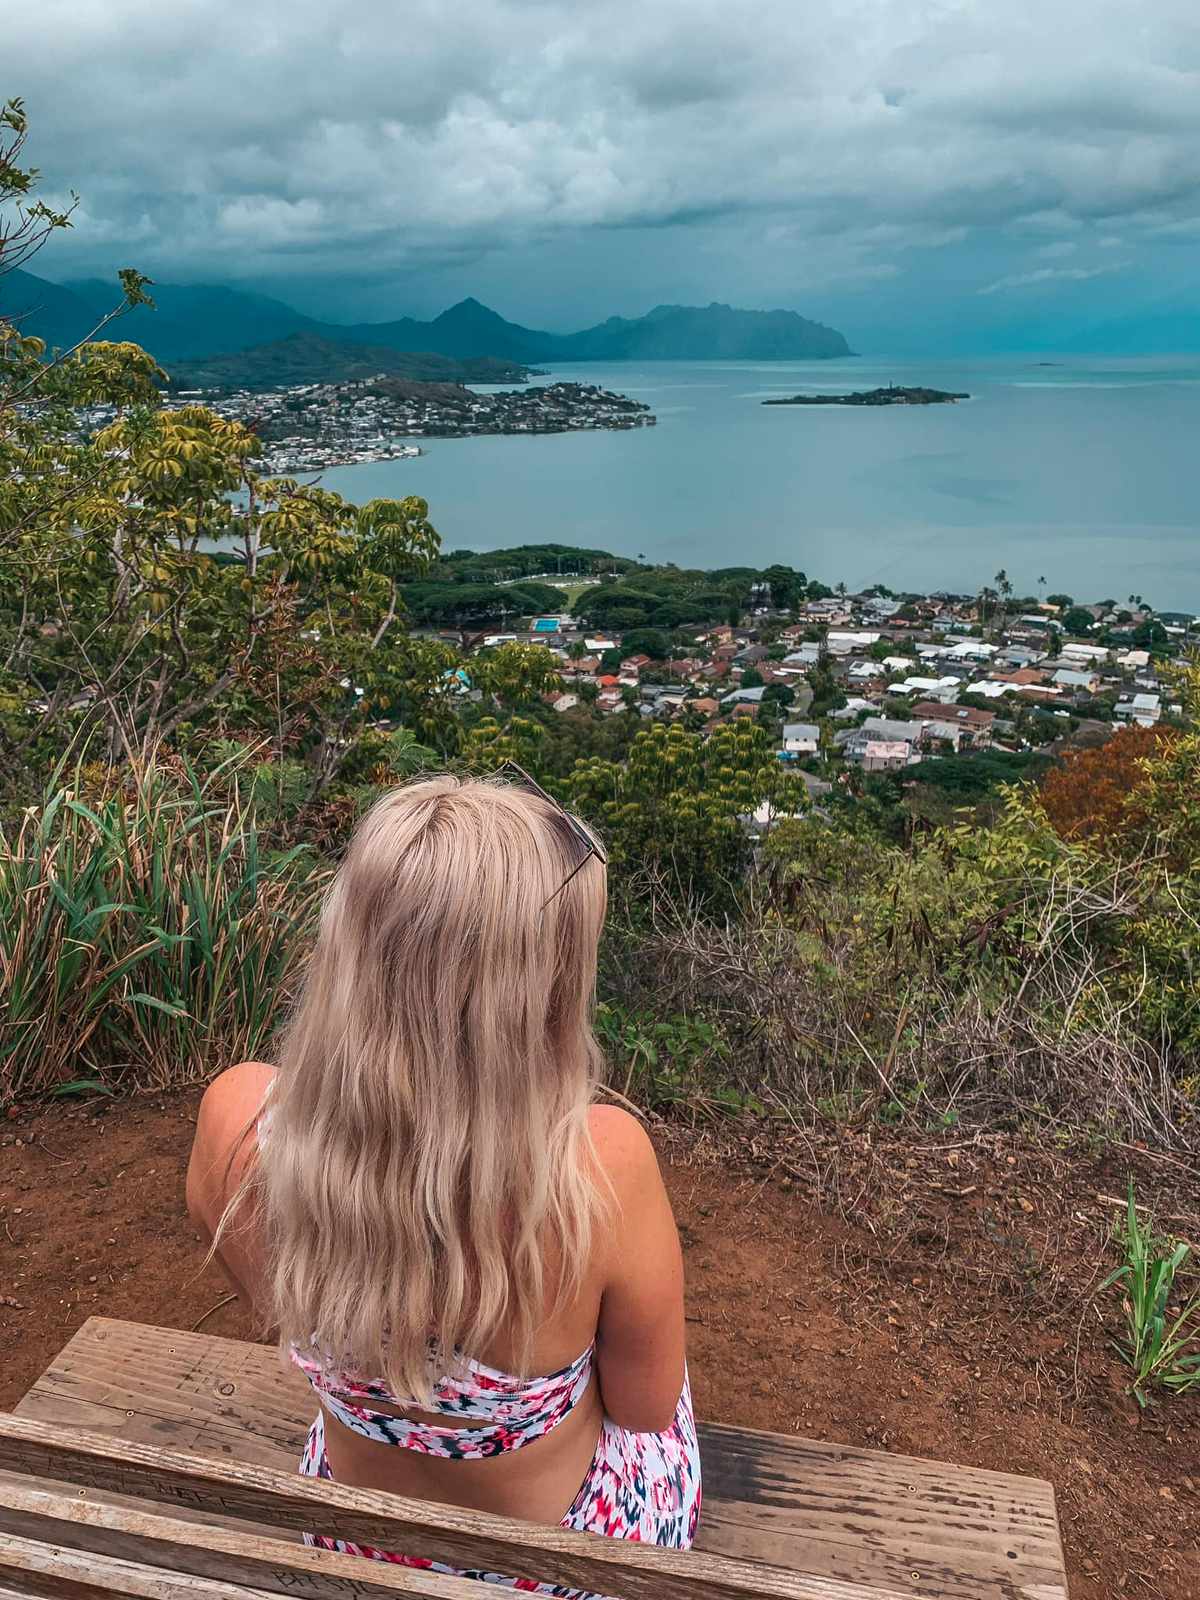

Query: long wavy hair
[250,774,608,1402]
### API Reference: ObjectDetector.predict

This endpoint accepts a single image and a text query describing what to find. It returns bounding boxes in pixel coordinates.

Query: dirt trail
[1,1090,1196,1598]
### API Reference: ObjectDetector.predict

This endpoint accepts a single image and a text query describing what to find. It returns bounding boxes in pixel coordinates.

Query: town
[423,572,1189,808]
[181,377,654,472]
[71,378,656,474]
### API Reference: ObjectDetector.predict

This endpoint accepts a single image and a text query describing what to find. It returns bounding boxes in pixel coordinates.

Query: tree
[1046,593,1074,610]
[0,100,474,798]
[739,667,764,689]
[1038,725,1177,846]
[1061,607,1098,637]
[760,564,807,611]
[619,627,671,660]
[993,568,1013,627]
[566,720,807,913]
[471,642,562,709]
[1132,618,1168,648]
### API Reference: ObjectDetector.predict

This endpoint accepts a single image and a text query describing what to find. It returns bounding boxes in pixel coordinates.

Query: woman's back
[187,775,699,1569]
[190,1067,687,1524]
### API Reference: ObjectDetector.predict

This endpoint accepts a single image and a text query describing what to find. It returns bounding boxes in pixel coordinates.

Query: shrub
[0,752,321,1100]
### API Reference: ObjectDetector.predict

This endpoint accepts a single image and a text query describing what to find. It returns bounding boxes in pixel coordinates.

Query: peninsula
[765,385,969,406]
[96,377,659,472]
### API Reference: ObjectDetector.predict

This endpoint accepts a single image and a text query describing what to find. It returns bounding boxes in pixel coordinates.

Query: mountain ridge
[167,331,534,389]
[3,269,856,365]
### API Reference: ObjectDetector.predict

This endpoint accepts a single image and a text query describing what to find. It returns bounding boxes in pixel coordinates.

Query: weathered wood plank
[0,1412,924,1600]
[13,1319,1070,1600]
[0,1411,1068,1600]
[0,1477,933,1600]
[0,1481,489,1599]
[0,1531,283,1600]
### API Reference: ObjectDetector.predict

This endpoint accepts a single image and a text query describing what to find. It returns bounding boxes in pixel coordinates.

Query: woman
[186,774,700,1591]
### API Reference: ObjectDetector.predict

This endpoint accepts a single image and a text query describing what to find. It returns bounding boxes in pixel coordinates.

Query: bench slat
[13,1319,1069,1600]
[0,1477,510,1600]
[0,1412,904,1600]
[0,1528,283,1600]
[0,1475,928,1600]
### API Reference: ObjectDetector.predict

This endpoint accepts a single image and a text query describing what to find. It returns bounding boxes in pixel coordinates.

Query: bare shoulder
[195,1061,276,1156]
[587,1104,662,1191]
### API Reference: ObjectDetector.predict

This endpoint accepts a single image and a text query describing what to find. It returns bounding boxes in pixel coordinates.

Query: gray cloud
[7,0,1200,334]
[978,262,1132,296]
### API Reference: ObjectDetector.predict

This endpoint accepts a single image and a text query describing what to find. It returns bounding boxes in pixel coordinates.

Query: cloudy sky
[10,0,1200,351]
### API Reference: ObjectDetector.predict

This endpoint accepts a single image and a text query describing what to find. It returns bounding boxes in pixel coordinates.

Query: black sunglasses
[497,762,607,910]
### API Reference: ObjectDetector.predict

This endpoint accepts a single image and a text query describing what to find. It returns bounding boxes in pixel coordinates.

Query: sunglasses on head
[497,762,607,910]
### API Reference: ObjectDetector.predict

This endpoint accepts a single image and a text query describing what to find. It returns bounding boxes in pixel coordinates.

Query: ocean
[319,354,1200,610]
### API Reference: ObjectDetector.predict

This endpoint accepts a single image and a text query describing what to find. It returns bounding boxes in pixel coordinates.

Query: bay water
[320,355,1200,609]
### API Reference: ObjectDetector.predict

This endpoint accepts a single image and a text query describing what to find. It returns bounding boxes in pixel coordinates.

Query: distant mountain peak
[11,269,854,366]
[435,297,508,325]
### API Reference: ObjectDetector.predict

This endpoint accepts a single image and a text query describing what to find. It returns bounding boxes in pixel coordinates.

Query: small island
[764,385,969,407]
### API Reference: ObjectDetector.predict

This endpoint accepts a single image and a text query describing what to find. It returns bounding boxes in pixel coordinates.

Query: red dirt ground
[1,1090,1197,1598]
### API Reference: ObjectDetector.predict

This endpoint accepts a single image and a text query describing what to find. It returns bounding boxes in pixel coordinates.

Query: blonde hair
[254,774,608,1401]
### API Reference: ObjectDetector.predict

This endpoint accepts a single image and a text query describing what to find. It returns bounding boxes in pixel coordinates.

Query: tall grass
[0,752,323,1100]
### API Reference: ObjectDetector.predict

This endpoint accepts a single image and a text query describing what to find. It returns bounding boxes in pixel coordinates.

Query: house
[848,660,886,682]
[911,701,995,749]
[1114,692,1162,726]
[888,676,961,703]
[734,643,769,665]
[826,630,882,655]
[829,697,878,721]
[549,693,579,714]
[721,685,767,706]
[784,643,822,666]
[1116,649,1151,670]
[689,697,719,719]
[860,716,926,745]
[993,667,1049,687]
[620,653,652,673]
[946,640,998,662]
[840,718,925,767]
[995,645,1047,669]
[1052,667,1100,692]
[1061,642,1111,663]
[596,674,621,689]
[781,722,820,755]
[862,740,913,772]
[584,637,617,653]
[760,664,805,687]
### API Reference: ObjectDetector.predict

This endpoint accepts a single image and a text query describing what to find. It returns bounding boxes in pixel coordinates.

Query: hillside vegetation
[1,99,1197,1163]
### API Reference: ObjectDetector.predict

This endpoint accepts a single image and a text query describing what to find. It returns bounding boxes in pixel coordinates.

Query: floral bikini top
[291,1344,596,1461]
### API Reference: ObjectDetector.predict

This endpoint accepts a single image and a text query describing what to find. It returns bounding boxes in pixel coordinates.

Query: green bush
[0,752,321,1101]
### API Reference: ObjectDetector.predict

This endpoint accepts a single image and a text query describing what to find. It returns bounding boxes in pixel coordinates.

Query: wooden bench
[0,1317,1068,1598]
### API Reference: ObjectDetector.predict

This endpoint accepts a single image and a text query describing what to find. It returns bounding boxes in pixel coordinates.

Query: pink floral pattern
[294,1350,701,1598]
